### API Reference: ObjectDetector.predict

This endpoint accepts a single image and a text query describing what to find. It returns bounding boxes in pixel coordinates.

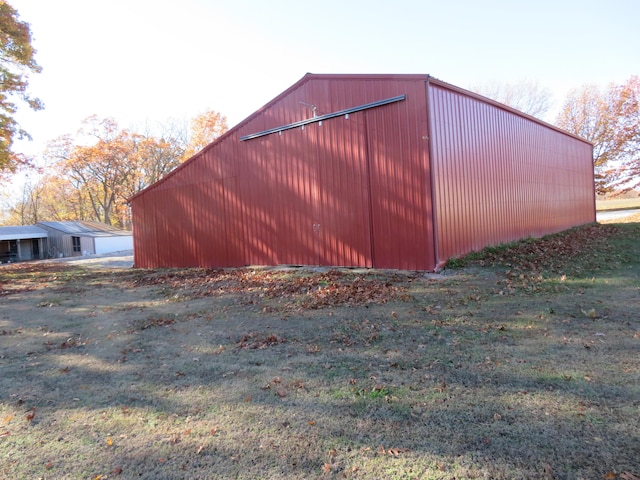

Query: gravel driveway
[43,249,134,269]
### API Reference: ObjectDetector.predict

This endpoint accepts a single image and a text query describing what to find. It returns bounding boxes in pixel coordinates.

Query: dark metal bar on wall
[240,94,406,141]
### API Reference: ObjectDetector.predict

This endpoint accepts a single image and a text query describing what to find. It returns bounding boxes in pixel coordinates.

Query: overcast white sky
[8,0,640,158]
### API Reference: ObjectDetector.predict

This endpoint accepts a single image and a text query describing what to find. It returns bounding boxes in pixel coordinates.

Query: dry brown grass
[596,196,640,211]
[1,223,639,479]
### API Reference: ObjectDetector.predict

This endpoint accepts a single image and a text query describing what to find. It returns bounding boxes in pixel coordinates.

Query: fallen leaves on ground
[377,445,409,456]
[448,224,627,294]
[127,268,412,310]
[321,462,334,473]
[131,315,176,331]
[582,308,599,319]
[25,408,36,422]
[620,473,640,480]
[0,263,95,297]
[459,224,620,275]
[237,332,284,349]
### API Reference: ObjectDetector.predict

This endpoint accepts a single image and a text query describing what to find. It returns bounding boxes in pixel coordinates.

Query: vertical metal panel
[36,226,73,258]
[315,109,372,267]
[239,136,276,265]
[79,237,94,255]
[131,196,149,267]
[154,189,177,267]
[272,122,318,265]
[365,80,434,270]
[427,80,595,265]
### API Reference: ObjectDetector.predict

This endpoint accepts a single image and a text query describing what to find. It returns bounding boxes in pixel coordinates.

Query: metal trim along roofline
[239,94,406,141]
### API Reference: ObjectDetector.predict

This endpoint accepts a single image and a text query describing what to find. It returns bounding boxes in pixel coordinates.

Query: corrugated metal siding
[316,110,371,267]
[131,74,436,270]
[365,80,433,270]
[427,80,595,265]
[130,73,594,271]
[79,237,94,255]
[37,226,77,258]
[244,75,435,269]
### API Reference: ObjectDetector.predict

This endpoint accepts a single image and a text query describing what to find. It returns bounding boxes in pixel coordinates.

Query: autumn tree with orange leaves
[556,76,640,193]
[0,2,43,177]
[43,117,142,226]
[7,110,228,227]
[182,109,228,160]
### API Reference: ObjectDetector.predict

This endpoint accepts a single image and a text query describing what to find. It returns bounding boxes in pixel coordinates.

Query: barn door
[314,111,372,267]
[272,112,372,267]
[272,123,321,266]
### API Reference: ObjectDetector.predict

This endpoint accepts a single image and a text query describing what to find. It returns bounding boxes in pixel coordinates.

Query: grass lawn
[1,223,639,479]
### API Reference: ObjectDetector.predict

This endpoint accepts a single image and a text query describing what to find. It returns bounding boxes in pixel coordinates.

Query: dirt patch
[1,224,639,479]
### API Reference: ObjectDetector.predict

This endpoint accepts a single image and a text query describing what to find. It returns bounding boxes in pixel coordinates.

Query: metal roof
[0,225,48,241]
[37,221,132,237]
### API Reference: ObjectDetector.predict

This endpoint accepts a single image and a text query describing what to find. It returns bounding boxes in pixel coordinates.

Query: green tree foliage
[0,2,42,175]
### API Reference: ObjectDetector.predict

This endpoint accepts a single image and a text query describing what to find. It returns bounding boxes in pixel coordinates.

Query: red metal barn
[129,74,595,271]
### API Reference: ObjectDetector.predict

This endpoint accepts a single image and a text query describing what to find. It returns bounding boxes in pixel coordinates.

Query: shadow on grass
[1,224,639,478]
